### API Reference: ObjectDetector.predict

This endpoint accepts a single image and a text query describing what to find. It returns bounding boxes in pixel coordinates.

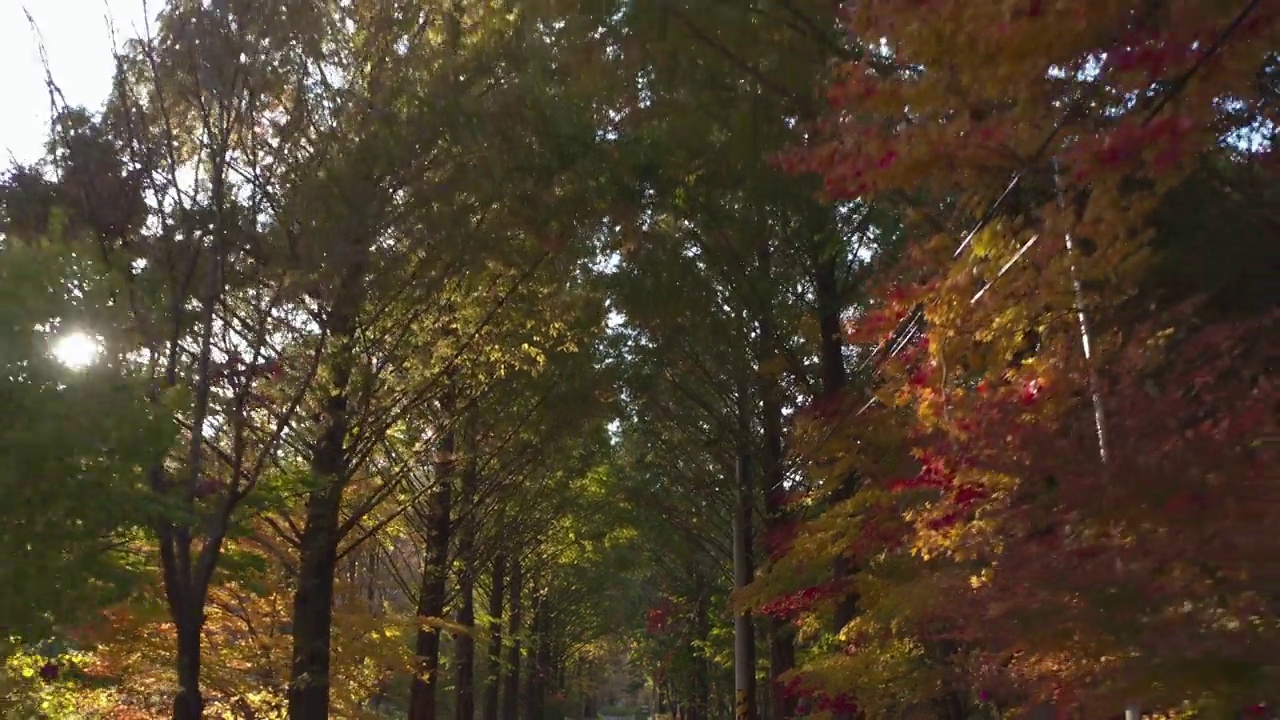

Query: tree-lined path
[1,1,1277,718]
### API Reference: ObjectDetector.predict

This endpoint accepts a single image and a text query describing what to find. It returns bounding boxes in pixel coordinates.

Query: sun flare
[52,332,102,370]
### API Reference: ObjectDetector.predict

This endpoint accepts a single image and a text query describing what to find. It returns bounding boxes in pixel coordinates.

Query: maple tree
[743,0,1280,718]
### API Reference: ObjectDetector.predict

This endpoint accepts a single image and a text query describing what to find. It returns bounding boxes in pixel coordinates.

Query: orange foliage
[65,529,416,718]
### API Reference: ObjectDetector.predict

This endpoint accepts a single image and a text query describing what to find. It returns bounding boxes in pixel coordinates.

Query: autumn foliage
[746,0,1280,717]
[4,0,1278,717]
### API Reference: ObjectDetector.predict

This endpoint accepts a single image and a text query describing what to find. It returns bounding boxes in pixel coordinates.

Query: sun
[52,332,103,370]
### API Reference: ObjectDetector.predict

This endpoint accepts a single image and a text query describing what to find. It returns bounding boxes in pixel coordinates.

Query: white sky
[1,0,148,165]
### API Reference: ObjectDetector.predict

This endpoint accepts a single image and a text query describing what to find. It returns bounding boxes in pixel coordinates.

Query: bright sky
[1,0,148,165]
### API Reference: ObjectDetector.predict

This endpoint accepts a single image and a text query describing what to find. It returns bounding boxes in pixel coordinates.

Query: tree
[0,235,172,712]
[7,1,1276,719]
[753,0,1280,716]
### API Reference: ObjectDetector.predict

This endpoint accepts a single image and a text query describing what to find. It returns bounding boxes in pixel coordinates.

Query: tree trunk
[555,646,566,691]
[758,247,797,720]
[690,577,710,720]
[482,553,507,720]
[287,254,364,720]
[526,596,547,720]
[172,611,204,720]
[409,403,457,720]
[765,616,796,720]
[160,194,224,720]
[456,579,477,720]
[286,364,355,718]
[814,257,858,720]
[367,546,379,614]
[761,362,796,717]
[537,600,554,720]
[455,433,479,720]
[288,371,355,718]
[287,485,344,719]
[733,379,758,720]
[501,558,522,720]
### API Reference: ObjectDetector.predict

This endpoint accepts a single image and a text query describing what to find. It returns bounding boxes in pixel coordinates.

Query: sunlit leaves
[0,241,172,640]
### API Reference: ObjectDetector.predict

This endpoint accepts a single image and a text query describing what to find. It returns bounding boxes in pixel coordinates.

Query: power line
[837,0,1262,422]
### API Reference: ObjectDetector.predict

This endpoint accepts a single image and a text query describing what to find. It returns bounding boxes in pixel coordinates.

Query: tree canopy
[1,1,1276,719]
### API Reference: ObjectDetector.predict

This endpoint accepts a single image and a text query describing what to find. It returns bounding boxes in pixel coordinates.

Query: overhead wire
[832,0,1263,425]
